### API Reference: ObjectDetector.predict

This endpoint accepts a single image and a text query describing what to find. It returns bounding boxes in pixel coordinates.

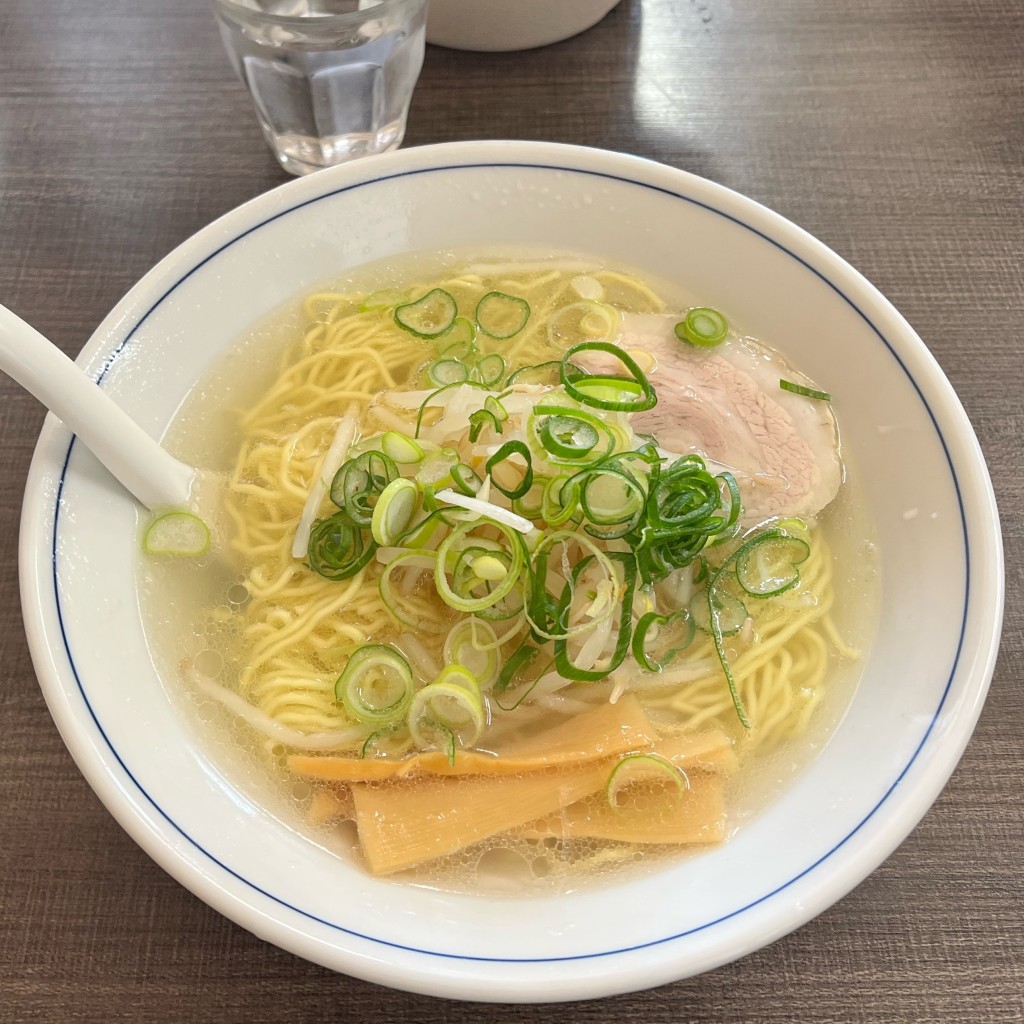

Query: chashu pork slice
[611,314,843,522]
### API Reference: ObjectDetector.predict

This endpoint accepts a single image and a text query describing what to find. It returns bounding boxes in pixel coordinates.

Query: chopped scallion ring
[414,380,491,437]
[780,379,832,401]
[435,520,526,612]
[440,316,477,352]
[561,342,657,412]
[484,395,508,422]
[381,431,425,464]
[475,291,531,339]
[553,550,636,681]
[606,753,689,815]
[689,586,748,636]
[427,358,469,387]
[329,450,398,524]
[443,619,500,687]
[485,440,534,500]
[475,353,507,386]
[506,359,583,387]
[379,548,450,633]
[468,407,502,443]
[450,463,484,496]
[538,413,600,460]
[734,529,810,597]
[306,511,375,581]
[530,402,615,467]
[408,678,485,755]
[336,645,414,726]
[370,477,420,546]
[414,447,459,487]
[493,645,546,711]
[676,307,728,348]
[142,510,210,557]
[632,609,695,671]
[394,288,458,339]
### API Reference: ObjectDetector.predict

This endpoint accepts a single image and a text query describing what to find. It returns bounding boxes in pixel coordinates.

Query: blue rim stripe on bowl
[49,161,970,964]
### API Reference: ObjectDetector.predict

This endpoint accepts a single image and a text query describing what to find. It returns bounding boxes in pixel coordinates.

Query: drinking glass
[212,0,428,176]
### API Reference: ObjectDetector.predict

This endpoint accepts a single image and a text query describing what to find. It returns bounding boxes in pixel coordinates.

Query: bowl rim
[17,140,1004,1001]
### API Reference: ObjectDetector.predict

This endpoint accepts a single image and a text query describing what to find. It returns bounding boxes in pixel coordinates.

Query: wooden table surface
[1,0,1021,1020]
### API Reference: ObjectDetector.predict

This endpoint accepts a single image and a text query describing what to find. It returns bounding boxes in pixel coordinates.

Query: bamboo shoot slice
[351,761,615,875]
[307,787,355,826]
[522,770,726,845]
[288,695,661,782]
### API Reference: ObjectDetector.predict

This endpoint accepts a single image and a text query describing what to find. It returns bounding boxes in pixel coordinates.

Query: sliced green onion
[439,316,476,353]
[511,479,546,520]
[484,395,508,422]
[359,725,406,759]
[632,609,695,671]
[414,380,491,437]
[142,510,210,557]
[485,440,534,500]
[450,463,484,496]
[468,407,502,443]
[396,507,455,548]
[475,291,530,339]
[538,414,600,460]
[540,475,581,527]
[335,645,414,726]
[527,531,620,642]
[378,548,450,633]
[475,353,507,386]
[370,477,420,547]
[408,678,485,756]
[329,450,398,525]
[415,447,460,487]
[561,342,657,412]
[630,455,732,584]
[506,359,583,387]
[529,402,615,468]
[689,585,748,636]
[432,662,483,698]
[707,577,751,729]
[493,645,547,710]
[734,529,810,597]
[434,520,525,613]
[606,753,689,814]
[381,431,425,464]
[443,619,500,688]
[780,379,832,401]
[554,551,636,681]
[576,466,647,538]
[676,307,728,348]
[427,358,469,387]
[307,510,375,581]
[394,288,458,339]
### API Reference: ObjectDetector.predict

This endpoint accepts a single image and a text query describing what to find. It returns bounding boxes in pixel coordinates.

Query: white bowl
[19,141,1002,1002]
[427,0,622,51]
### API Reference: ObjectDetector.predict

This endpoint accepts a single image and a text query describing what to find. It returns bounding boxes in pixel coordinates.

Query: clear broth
[138,249,880,894]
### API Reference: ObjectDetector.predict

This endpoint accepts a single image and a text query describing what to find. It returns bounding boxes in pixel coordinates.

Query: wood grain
[1,0,1021,1021]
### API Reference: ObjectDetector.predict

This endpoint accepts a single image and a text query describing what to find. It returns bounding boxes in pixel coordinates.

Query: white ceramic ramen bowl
[19,141,1002,1002]
[426,0,622,51]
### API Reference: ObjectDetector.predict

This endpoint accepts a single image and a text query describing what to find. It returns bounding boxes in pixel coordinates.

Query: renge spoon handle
[0,303,195,510]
